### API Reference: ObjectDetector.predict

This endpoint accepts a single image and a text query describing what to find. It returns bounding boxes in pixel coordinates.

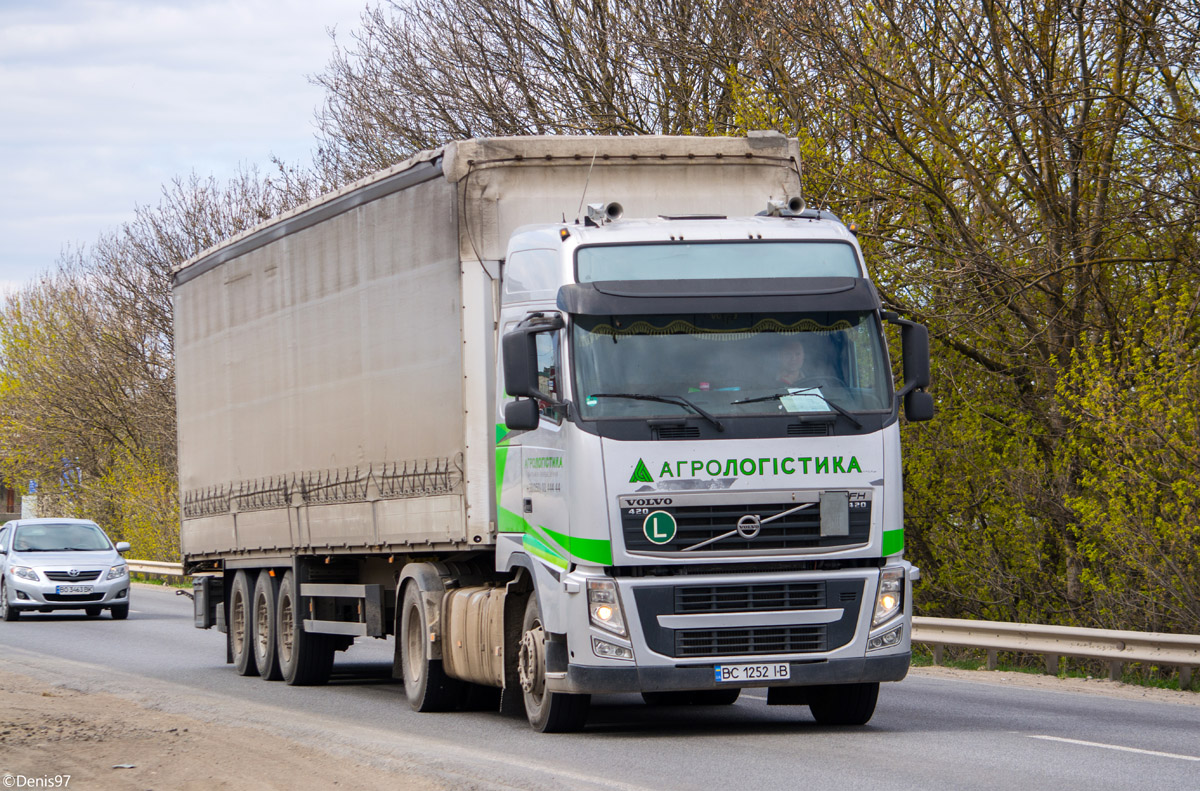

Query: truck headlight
[11,566,40,582]
[587,578,627,637]
[871,567,904,627]
[106,564,128,580]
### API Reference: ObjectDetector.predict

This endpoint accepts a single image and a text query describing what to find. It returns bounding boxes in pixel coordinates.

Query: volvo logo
[736,515,762,540]
[622,497,673,507]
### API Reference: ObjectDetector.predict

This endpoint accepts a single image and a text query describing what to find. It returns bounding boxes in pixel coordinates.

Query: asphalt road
[2,584,1197,791]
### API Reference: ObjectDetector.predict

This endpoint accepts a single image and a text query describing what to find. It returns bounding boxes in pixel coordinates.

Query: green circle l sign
[643,510,677,545]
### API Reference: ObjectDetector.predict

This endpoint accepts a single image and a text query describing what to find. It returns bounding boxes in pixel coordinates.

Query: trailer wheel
[518,595,590,732]
[400,583,462,711]
[276,571,334,685]
[230,570,259,676]
[253,572,282,680]
[807,682,879,726]
[642,689,741,706]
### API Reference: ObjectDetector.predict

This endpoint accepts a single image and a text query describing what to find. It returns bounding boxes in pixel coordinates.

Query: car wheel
[0,580,18,622]
[110,603,130,620]
[230,571,258,675]
[276,571,335,686]
[85,606,102,617]
[518,594,590,732]
[252,572,282,680]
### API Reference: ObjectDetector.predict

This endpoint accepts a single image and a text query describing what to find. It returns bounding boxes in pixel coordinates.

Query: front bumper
[6,572,130,611]
[547,653,910,694]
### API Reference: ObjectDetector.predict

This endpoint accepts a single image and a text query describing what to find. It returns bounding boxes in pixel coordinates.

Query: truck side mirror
[900,322,930,390]
[502,314,564,401]
[883,311,934,422]
[905,390,935,422]
[504,399,540,431]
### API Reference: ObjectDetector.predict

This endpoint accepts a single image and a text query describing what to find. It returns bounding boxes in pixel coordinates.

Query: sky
[0,0,367,294]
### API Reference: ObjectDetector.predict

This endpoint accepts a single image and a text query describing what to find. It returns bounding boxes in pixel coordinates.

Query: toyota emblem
[68,569,80,577]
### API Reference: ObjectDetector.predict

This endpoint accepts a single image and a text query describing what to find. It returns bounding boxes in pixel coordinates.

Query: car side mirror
[115,541,131,553]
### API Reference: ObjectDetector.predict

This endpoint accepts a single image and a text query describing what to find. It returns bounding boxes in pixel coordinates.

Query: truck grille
[677,625,827,657]
[632,579,863,659]
[620,495,870,554]
[676,582,825,612]
[45,570,103,582]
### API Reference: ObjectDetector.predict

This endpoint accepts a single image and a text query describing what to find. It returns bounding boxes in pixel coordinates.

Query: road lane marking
[1028,735,1200,762]
[743,693,767,700]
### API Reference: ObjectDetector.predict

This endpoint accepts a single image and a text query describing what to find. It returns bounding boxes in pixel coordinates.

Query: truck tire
[230,570,259,676]
[276,571,335,685]
[400,582,463,711]
[642,689,741,706]
[0,580,18,621]
[807,682,879,726]
[253,572,282,680]
[518,595,590,733]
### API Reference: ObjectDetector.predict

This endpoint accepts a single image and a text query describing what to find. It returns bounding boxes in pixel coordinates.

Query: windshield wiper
[591,393,725,432]
[731,389,863,429]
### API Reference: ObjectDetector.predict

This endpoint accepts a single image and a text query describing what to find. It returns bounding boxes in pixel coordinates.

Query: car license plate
[714,663,791,683]
[56,585,94,595]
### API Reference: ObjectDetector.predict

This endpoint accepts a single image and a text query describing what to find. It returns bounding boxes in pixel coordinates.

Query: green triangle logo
[630,458,654,483]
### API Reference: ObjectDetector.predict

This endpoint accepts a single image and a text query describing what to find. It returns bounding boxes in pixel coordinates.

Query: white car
[0,518,131,620]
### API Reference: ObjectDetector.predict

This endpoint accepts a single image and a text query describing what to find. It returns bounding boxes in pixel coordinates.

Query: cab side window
[535,332,563,424]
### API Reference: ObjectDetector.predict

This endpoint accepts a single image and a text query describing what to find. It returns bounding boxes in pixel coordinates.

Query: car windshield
[571,311,892,420]
[13,523,111,552]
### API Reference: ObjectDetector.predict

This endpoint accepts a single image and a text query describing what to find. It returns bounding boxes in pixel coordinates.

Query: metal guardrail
[913,616,1200,688]
[126,559,185,576]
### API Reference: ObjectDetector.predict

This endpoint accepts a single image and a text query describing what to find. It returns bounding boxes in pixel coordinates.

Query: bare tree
[312,0,765,180]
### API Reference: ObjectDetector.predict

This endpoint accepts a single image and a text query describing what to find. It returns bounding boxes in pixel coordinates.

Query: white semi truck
[176,133,934,732]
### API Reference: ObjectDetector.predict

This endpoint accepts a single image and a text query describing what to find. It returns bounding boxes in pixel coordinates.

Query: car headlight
[11,566,40,582]
[106,564,128,580]
[587,578,627,637]
[871,567,904,627]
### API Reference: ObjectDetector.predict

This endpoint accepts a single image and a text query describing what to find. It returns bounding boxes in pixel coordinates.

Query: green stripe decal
[497,507,614,566]
[522,530,569,569]
[882,528,904,556]
[542,526,613,566]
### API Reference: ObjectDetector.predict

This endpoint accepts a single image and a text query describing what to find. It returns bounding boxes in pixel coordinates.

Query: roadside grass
[130,573,191,589]
[911,643,1197,692]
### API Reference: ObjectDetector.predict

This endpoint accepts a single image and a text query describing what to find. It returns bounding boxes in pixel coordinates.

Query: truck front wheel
[518,595,590,733]
[807,682,879,726]
[276,571,334,685]
[400,583,463,711]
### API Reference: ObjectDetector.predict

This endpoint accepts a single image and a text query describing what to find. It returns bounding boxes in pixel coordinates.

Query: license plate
[714,663,791,683]
[56,585,93,595]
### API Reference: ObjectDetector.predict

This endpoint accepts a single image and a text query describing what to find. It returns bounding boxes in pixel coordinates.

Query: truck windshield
[571,312,892,420]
